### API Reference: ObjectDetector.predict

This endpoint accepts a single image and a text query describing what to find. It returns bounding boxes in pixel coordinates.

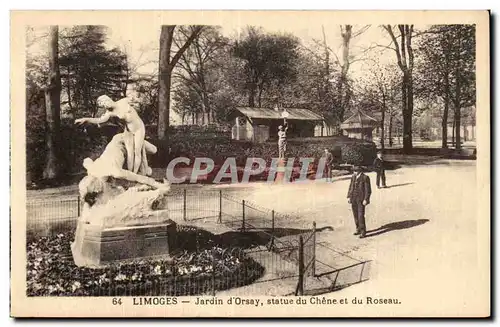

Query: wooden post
[183,189,187,221]
[212,247,216,296]
[311,221,316,277]
[218,190,222,223]
[269,210,275,251]
[242,200,246,232]
[297,235,304,296]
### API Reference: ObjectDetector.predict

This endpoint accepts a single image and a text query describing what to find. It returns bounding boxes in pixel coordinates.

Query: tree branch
[407,25,415,71]
[383,25,405,71]
[352,25,371,38]
[170,26,204,67]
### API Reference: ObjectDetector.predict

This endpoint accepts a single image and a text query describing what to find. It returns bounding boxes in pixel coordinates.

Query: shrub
[150,135,373,167]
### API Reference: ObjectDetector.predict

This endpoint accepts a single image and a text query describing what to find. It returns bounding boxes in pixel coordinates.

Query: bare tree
[42,26,62,180]
[383,25,415,154]
[158,25,204,140]
[175,26,228,125]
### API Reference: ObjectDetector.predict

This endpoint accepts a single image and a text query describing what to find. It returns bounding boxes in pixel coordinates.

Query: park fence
[26,189,368,296]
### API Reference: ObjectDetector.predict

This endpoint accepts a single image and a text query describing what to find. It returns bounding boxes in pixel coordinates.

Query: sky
[27,23,397,77]
[26,23,407,123]
[103,23,396,80]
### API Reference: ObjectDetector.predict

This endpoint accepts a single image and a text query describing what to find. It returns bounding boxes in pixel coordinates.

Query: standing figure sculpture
[75,95,152,176]
[278,118,289,159]
[71,97,173,267]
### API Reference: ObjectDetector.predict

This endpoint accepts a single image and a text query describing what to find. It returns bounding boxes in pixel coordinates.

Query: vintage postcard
[10,10,490,318]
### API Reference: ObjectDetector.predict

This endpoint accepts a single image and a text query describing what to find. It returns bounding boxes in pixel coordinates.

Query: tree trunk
[158,25,203,138]
[454,106,461,149]
[401,73,411,152]
[451,119,455,147]
[440,32,452,149]
[441,99,449,149]
[338,25,352,122]
[43,26,62,180]
[257,82,264,108]
[380,108,385,150]
[158,26,175,140]
[463,121,467,142]
[321,25,331,99]
[388,114,393,147]
[379,84,387,150]
[384,24,414,154]
[248,85,256,107]
[337,78,344,119]
[201,93,210,125]
[66,65,74,119]
[158,68,172,138]
[453,34,462,150]
[403,73,414,153]
[441,72,450,149]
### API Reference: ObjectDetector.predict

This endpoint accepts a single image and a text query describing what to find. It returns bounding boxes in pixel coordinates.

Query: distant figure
[278,119,289,159]
[75,95,152,176]
[347,166,372,239]
[323,148,334,182]
[373,151,387,189]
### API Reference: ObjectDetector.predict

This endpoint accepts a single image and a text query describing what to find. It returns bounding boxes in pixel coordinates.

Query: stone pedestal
[72,174,175,267]
[71,217,177,267]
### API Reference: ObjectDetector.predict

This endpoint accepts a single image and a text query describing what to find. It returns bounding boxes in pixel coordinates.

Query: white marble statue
[75,95,152,176]
[77,131,170,227]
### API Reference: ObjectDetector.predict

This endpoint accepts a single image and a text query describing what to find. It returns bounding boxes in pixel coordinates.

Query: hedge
[27,124,376,185]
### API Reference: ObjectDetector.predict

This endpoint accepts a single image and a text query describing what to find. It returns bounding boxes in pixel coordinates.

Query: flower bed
[27,229,264,296]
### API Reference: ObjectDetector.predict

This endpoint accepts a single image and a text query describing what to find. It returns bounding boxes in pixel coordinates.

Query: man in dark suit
[373,151,387,188]
[347,166,372,238]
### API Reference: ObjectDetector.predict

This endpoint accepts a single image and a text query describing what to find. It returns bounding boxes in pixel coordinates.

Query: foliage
[26,82,47,179]
[25,24,477,186]
[341,143,377,166]
[148,132,374,169]
[415,24,476,147]
[417,25,476,113]
[26,26,132,181]
[173,27,230,124]
[133,75,159,125]
[232,27,301,107]
[59,26,129,117]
